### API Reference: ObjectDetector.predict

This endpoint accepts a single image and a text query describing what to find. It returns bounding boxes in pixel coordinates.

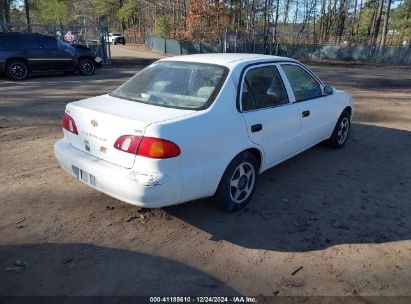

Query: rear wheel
[215,152,258,212]
[78,58,95,76]
[324,110,351,149]
[6,60,28,81]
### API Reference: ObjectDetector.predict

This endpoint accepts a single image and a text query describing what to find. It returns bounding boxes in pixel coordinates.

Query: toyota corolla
[54,54,353,211]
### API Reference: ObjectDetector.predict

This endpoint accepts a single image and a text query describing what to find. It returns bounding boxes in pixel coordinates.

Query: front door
[240,64,301,169]
[279,63,335,149]
[24,35,73,71]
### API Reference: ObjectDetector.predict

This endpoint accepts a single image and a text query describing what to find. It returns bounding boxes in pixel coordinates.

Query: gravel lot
[1,45,410,298]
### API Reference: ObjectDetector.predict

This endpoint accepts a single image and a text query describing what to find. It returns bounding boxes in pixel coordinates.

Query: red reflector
[113,135,142,154]
[138,137,181,159]
[62,113,78,135]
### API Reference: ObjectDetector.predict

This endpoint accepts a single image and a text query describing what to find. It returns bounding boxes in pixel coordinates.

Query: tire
[113,41,117,45]
[6,60,29,81]
[215,152,258,212]
[122,42,125,45]
[324,110,351,149]
[78,58,95,76]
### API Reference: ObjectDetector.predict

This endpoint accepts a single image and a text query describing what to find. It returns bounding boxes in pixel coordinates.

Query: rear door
[240,64,301,168]
[279,63,335,150]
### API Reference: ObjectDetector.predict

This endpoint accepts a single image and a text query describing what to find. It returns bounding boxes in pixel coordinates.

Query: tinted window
[0,35,20,49]
[23,35,41,48]
[40,36,57,49]
[241,65,288,111]
[21,35,57,49]
[281,64,322,102]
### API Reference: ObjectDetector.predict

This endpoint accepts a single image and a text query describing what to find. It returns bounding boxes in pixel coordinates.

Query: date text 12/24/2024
[150,297,258,303]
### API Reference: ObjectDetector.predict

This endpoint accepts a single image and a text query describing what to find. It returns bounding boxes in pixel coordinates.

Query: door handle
[251,124,262,133]
[302,110,310,118]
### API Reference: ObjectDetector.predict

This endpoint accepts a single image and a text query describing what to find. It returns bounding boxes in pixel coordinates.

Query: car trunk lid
[64,94,194,168]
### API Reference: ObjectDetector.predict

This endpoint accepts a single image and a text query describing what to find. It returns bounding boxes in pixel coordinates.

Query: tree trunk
[380,0,392,47]
[350,0,358,45]
[273,0,279,42]
[0,0,5,31]
[283,0,290,25]
[371,0,384,45]
[24,0,31,32]
[4,0,10,29]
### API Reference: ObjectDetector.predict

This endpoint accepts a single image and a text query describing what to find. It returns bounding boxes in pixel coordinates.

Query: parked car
[54,54,353,211]
[0,32,102,81]
[108,33,126,45]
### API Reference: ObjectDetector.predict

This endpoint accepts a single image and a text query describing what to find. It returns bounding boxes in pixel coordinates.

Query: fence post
[224,28,227,53]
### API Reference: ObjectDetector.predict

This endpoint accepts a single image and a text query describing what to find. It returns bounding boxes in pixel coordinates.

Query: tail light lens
[114,135,142,154]
[138,137,181,159]
[114,136,180,159]
[62,113,78,135]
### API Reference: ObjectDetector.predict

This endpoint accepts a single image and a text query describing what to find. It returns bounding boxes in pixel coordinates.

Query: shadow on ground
[166,123,411,252]
[0,243,236,296]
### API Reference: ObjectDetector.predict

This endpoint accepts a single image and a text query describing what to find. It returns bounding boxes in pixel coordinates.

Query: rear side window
[241,65,289,111]
[22,35,57,49]
[24,35,41,48]
[281,64,322,102]
[40,36,58,49]
[0,35,20,49]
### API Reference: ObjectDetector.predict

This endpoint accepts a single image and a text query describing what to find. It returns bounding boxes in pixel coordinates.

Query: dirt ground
[0,45,410,298]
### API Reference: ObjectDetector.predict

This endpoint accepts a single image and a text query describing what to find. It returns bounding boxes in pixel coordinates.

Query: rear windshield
[111,61,228,110]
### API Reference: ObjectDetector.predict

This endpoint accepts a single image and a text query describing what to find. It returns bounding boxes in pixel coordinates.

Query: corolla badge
[91,119,98,127]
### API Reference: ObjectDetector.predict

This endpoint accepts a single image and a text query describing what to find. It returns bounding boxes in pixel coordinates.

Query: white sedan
[54,54,353,211]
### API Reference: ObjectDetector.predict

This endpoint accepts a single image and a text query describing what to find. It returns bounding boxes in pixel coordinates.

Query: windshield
[111,61,228,110]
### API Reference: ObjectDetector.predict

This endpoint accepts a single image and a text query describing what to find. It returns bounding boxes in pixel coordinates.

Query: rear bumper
[54,138,183,208]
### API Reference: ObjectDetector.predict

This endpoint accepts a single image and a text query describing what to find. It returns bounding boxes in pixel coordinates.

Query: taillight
[114,135,142,154]
[138,137,181,159]
[113,136,180,159]
[62,113,78,135]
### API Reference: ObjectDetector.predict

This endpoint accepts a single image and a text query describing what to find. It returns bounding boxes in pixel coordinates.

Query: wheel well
[78,56,95,64]
[6,58,30,70]
[244,148,262,171]
[343,106,352,118]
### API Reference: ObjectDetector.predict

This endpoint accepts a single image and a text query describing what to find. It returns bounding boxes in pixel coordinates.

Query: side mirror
[324,85,335,95]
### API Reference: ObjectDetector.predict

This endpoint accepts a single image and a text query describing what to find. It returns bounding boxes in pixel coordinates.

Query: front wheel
[324,110,351,149]
[215,152,258,212]
[6,60,29,81]
[78,58,95,76]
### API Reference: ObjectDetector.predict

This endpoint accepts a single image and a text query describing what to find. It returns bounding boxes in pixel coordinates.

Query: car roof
[160,53,297,68]
[0,32,51,37]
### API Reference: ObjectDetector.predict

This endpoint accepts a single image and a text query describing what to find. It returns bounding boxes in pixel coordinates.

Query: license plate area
[80,169,96,186]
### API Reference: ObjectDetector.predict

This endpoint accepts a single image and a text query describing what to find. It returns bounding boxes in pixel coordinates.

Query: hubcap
[230,162,255,204]
[10,63,27,79]
[82,61,93,74]
[337,117,349,145]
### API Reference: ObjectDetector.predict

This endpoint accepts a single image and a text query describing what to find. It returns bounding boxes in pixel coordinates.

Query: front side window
[111,61,228,110]
[241,65,288,111]
[281,64,322,102]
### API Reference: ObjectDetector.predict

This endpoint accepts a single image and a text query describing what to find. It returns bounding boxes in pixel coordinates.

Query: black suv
[0,32,102,80]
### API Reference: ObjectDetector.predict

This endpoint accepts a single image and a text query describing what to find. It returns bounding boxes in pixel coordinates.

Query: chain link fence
[144,30,411,65]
